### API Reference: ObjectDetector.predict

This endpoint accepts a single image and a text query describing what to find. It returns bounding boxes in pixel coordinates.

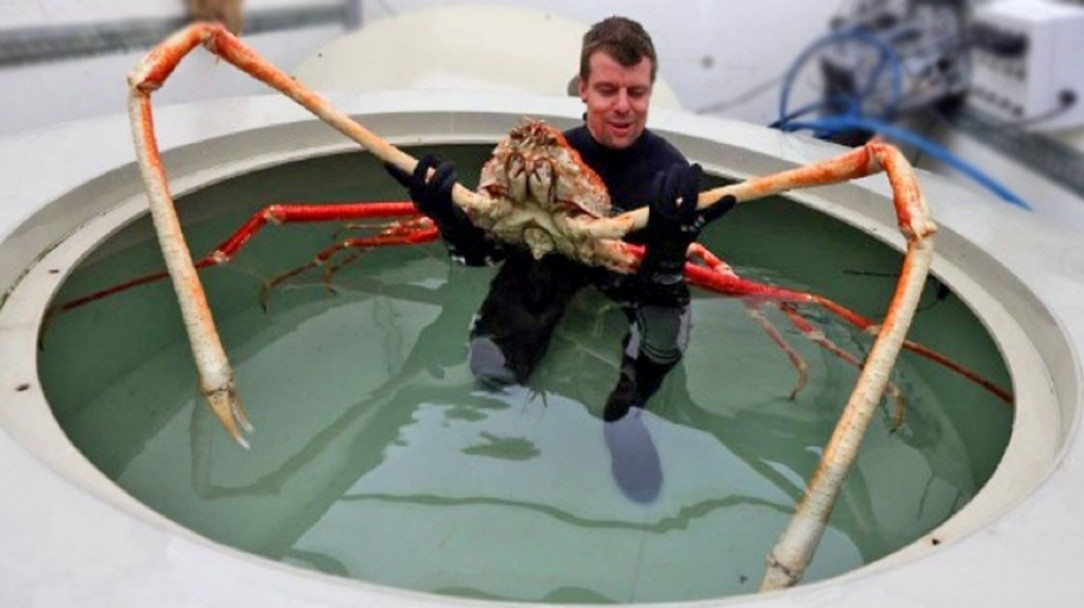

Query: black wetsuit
[465,125,692,420]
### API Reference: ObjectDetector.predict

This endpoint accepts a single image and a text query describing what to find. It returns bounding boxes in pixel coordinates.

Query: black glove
[385,154,467,232]
[638,163,736,302]
[385,155,502,266]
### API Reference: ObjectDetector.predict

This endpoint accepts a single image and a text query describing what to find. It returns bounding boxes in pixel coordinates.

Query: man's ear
[575,75,588,102]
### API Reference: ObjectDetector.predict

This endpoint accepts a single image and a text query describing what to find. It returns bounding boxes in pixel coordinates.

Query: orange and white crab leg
[607,141,938,589]
[127,23,483,446]
[129,77,254,447]
[131,23,485,207]
[612,144,938,589]
[54,203,425,313]
[588,140,928,240]
[754,143,937,591]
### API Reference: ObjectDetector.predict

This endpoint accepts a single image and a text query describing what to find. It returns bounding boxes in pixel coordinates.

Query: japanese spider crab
[59,22,1013,589]
[91,18,1018,452]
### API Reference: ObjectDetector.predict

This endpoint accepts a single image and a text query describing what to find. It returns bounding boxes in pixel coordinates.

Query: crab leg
[127,23,494,445]
[588,140,931,239]
[777,303,908,430]
[54,202,420,313]
[622,143,948,588]
[209,202,421,261]
[681,250,1011,405]
[749,141,936,591]
[743,303,810,399]
[262,218,439,294]
[130,75,250,446]
[132,23,486,208]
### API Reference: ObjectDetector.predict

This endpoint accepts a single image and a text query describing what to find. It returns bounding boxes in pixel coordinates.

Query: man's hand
[385,154,503,266]
[639,163,736,284]
[385,154,463,230]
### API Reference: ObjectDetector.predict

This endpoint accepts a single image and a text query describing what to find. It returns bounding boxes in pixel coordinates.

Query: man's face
[578,51,654,150]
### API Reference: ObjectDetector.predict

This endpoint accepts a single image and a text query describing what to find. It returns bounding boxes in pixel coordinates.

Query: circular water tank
[0,90,1080,605]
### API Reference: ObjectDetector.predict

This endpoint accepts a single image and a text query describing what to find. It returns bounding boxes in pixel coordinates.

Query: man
[389,16,734,499]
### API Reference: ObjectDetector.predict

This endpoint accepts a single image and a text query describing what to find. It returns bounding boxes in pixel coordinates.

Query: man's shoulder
[563,125,592,150]
[563,124,588,138]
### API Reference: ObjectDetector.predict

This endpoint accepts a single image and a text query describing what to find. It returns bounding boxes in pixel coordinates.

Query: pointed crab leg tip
[235,435,252,450]
[230,399,254,433]
[205,384,253,447]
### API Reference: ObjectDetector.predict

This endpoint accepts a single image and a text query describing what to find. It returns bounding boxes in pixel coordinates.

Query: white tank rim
[0,89,1079,606]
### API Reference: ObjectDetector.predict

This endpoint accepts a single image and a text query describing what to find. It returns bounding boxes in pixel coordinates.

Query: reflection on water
[39,150,1012,603]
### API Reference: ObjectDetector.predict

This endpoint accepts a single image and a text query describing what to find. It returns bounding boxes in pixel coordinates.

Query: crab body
[474,121,617,265]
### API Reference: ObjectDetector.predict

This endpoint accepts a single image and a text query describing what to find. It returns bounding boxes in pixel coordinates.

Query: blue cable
[778,28,905,126]
[768,95,860,130]
[782,115,1032,210]
[772,25,1031,210]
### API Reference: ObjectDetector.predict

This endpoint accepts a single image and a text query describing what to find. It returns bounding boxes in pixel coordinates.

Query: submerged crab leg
[683,244,1010,405]
[54,202,420,313]
[744,303,810,399]
[262,218,439,294]
[777,303,908,429]
[685,255,1001,429]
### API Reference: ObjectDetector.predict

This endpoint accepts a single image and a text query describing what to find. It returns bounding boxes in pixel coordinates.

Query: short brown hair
[579,16,658,83]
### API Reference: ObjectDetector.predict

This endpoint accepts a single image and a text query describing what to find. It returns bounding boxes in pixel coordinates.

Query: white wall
[352,0,841,123]
[0,0,348,134]
[1,0,1081,225]
[0,0,842,135]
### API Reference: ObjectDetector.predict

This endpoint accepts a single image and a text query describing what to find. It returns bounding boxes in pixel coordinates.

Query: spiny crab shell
[472,120,621,266]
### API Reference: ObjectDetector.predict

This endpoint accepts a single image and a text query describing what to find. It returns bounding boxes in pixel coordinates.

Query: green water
[39,147,1012,603]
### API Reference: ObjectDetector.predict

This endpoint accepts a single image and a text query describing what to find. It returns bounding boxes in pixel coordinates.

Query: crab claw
[203,380,253,449]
